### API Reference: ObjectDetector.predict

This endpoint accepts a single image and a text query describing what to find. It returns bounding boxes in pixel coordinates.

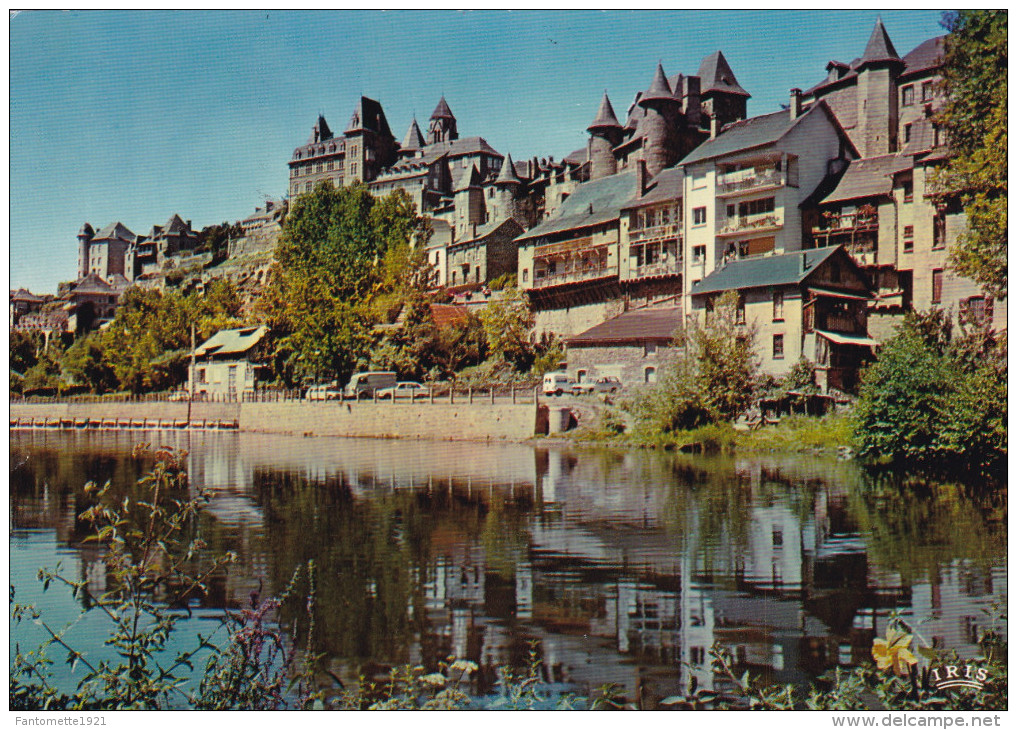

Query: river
[9,429,1008,706]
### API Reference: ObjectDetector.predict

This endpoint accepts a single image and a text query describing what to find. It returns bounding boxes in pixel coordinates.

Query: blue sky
[9,9,947,294]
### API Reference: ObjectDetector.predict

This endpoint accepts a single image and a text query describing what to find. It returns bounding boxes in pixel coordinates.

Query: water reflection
[9,430,1007,703]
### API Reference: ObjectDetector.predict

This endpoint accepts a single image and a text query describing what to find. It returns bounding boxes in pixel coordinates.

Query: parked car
[376,381,430,400]
[344,371,398,399]
[543,372,574,396]
[168,389,191,401]
[305,383,343,401]
[572,376,623,395]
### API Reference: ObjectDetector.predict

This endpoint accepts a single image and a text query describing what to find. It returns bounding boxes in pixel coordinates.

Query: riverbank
[9,399,540,442]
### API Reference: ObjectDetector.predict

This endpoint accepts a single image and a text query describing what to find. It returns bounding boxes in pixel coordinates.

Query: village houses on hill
[17,18,1004,395]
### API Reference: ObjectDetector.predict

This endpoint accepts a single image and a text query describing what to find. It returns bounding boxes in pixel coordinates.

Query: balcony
[716,166,788,197]
[627,259,682,281]
[716,212,783,237]
[533,263,618,289]
[811,210,878,237]
[628,223,681,245]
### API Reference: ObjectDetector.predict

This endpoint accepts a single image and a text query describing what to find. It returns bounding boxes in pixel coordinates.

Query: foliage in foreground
[854,310,1006,477]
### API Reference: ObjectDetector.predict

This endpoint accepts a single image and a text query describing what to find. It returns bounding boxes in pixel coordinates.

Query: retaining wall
[10,400,538,441]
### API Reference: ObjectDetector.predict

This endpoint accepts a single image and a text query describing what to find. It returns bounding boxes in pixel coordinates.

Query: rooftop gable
[193,325,269,358]
[516,170,640,242]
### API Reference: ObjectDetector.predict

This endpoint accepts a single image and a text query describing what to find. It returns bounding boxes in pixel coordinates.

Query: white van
[344,371,398,399]
[543,372,573,396]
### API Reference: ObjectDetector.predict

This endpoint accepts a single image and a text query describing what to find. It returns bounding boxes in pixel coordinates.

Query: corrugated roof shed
[194,325,269,358]
[689,246,842,296]
[568,306,682,345]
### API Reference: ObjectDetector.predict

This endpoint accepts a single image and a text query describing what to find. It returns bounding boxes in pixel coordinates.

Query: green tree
[478,287,534,370]
[10,330,42,376]
[197,221,244,263]
[640,292,758,432]
[855,310,1006,476]
[267,182,428,385]
[934,10,1007,298]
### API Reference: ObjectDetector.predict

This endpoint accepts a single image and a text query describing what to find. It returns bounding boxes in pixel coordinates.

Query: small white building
[188,325,270,399]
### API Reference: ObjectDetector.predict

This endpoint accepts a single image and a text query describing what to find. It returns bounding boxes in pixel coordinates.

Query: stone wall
[11,400,538,442]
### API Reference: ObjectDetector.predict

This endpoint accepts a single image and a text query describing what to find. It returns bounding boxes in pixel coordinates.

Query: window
[644,342,657,356]
[932,269,943,304]
[735,296,745,325]
[576,370,587,383]
[305,182,313,193]
[693,206,707,226]
[772,530,784,547]
[904,123,912,144]
[961,296,991,327]
[737,197,775,217]
[198,368,206,383]
[933,213,946,249]
[773,291,784,321]
[644,366,657,384]
[522,268,528,283]
[773,333,785,360]
[691,170,707,189]
[692,245,706,265]
[922,80,934,101]
[903,180,913,203]
[326,160,334,171]
[316,163,323,174]
[902,85,914,106]
[903,225,914,252]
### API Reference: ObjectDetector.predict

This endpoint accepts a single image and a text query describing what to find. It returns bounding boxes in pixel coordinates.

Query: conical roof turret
[454,163,482,192]
[402,118,425,150]
[587,92,623,131]
[697,51,750,97]
[639,63,677,105]
[859,17,903,68]
[78,222,94,238]
[495,153,522,185]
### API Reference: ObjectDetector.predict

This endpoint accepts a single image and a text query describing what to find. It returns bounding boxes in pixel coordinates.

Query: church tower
[428,96,459,145]
[587,92,624,180]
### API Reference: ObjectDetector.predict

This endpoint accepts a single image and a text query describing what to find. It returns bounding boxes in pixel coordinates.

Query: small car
[543,372,573,396]
[572,376,623,395]
[168,389,191,401]
[376,382,431,400]
[305,384,343,401]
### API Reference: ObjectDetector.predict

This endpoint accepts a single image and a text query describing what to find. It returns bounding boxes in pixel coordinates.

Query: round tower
[638,63,682,177]
[77,222,94,279]
[587,92,624,180]
[493,153,522,224]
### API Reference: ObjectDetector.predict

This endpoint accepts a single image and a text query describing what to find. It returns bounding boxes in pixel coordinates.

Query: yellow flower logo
[872,626,918,676]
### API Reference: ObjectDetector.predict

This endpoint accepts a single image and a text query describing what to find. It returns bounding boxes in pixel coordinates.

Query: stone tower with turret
[587,93,624,181]
[454,164,485,241]
[697,50,750,131]
[492,153,524,225]
[856,18,904,156]
[77,223,94,279]
[638,64,682,178]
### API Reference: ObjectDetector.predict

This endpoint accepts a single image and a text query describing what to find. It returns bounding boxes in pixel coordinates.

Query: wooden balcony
[533,263,618,289]
[626,259,682,281]
[716,212,783,238]
[716,167,788,197]
[628,223,681,245]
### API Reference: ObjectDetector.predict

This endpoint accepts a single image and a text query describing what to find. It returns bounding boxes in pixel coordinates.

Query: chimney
[636,158,648,196]
[710,115,719,139]
[800,251,809,275]
[186,219,192,230]
[472,222,477,238]
[682,76,701,126]
[789,88,802,120]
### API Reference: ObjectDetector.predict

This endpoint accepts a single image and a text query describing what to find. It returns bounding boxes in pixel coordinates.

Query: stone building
[133,214,199,276]
[78,221,136,281]
[229,199,287,257]
[188,325,270,399]
[566,305,682,387]
[445,218,524,290]
[689,246,876,392]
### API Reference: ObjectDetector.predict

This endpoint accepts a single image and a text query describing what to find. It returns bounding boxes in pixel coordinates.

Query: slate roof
[516,171,640,242]
[818,154,913,205]
[10,288,44,303]
[859,17,902,67]
[307,114,333,144]
[495,153,522,185]
[567,306,681,345]
[900,36,946,79]
[689,246,843,296]
[680,103,829,166]
[346,97,393,138]
[588,92,623,130]
[900,116,941,156]
[71,273,115,295]
[91,222,136,243]
[451,218,524,247]
[697,50,750,97]
[431,96,455,120]
[454,163,482,192]
[78,222,94,237]
[193,325,269,358]
[444,136,501,158]
[640,63,676,104]
[402,118,425,150]
[622,167,684,209]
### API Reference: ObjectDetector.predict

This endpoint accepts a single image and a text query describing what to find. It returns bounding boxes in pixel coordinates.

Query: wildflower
[872,625,918,676]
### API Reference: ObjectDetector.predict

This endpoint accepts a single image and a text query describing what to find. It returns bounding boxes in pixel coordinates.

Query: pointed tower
[696,50,750,129]
[638,63,682,177]
[77,222,94,279]
[428,96,458,145]
[308,114,333,144]
[454,164,485,240]
[492,153,523,224]
[401,118,426,156]
[856,17,905,156]
[587,92,624,180]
